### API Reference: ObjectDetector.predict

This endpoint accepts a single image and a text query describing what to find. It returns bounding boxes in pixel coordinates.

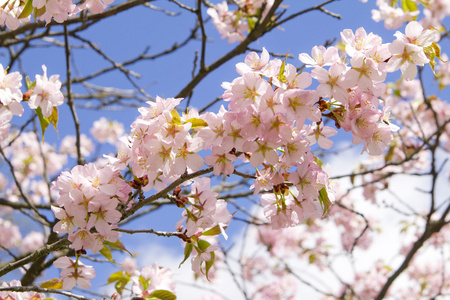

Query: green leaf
[35,106,59,142]
[139,275,151,291]
[197,239,211,251]
[313,156,324,169]
[185,117,208,129]
[99,245,115,263]
[149,290,177,300]
[171,109,182,125]
[246,16,258,31]
[204,251,215,281]
[234,10,242,28]
[107,271,125,284]
[25,76,36,90]
[401,0,418,12]
[107,271,130,295]
[318,187,333,215]
[40,278,63,289]
[104,239,132,257]
[308,253,316,264]
[179,242,193,268]
[278,52,289,83]
[18,0,33,19]
[49,107,59,136]
[202,224,222,237]
[35,107,50,142]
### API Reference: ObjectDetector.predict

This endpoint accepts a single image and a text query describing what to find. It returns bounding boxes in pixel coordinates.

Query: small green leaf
[197,239,211,251]
[318,187,333,215]
[179,242,193,268]
[25,76,36,90]
[139,275,151,291]
[107,271,125,284]
[104,239,132,257]
[36,107,50,142]
[313,155,323,169]
[308,253,316,264]
[246,16,258,31]
[171,109,182,125]
[278,52,290,83]
[107,271,130,295]
[18,0,33,19]
[35,106,59,142]
[204,251,215,281]
[99,245,115,263]
[40,278,63,289]
[202,224,222,237]
[234,10,242,28]
[49,107,59,137]
[401,0,418,12]
[149,290,177,300]
[185,117,208,128]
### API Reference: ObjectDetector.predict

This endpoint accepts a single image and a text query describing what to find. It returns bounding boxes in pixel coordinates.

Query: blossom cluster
[207,0,275,43]
[175,178,232,276]
[371,0,450,30]
[42,20,444,293]
[0,0,113,30]
[54,256,96,290]
[0,65,64,144]
[51,163,131,254]
[0,280,46,299]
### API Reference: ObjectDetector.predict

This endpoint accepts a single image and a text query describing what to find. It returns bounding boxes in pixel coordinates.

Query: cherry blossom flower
[362,122,393,155]
[28,65,64,118]
[0,218,22,249]
[60,134,94,158]
[0,280,46,299]
[298,45,339,68]
[312,62,351,104]
[386,21,439,80]
[54,256,96,290]
[20,231,44,253]
[204,146,237,175]
[371,1,419,30]
[305,122,337,149]
[90,117,124,144]
[236,47,270,75]
[131,262,176,296]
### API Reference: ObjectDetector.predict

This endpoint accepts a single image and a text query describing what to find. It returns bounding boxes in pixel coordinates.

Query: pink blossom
[0,218,22,249]
[132,262,176,296]
[54,256,96,290]
[28,65,64,118]
[363,122,393,155]
[305,123,337,149]
[340,27,382,57]
[0,280,46,299]
[204,146,237,175]
[371,2,419,30]
[60,134,94,158]
[298,45,339,68]
[236,47,270,75]
[312,62,351,104]
[207,1,248,43]
[0,63,23,116]
[36,0,76,24]
[20,231,44,253]
[345,52,387,92]
[243,140,279,167]
[90,117,124,144]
